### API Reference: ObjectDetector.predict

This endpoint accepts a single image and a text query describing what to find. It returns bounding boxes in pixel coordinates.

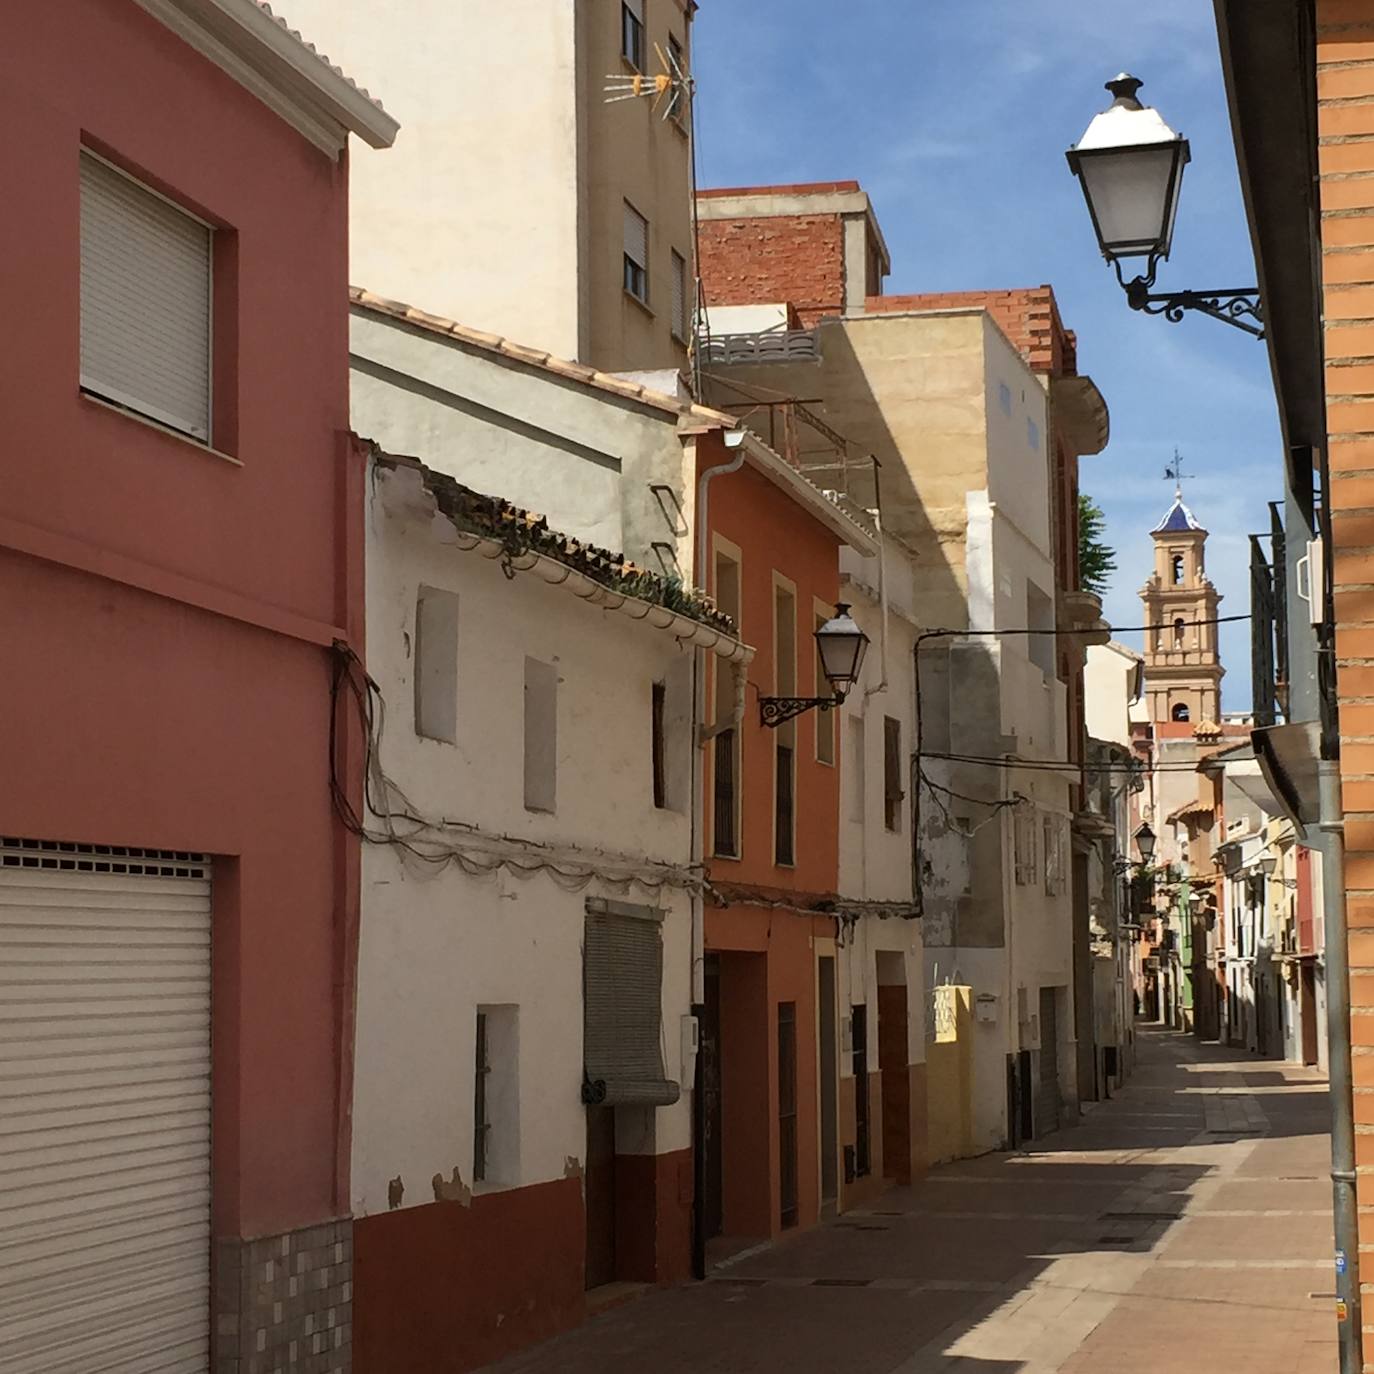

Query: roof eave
[134,0,399,157]
[738,432,880,555]
[1213,0,1323,471]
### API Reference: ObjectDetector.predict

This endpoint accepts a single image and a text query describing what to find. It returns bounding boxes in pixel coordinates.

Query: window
[621,0,645,69]
[816,613,836,765]
[1044,817,1064,896]
[524,657,557,812]
[652,681,667,809]
[712,547,742,858]
[671,249,689,341]
[1172,702,1191,723]
[79,151,212,441]
[473,1011,489,1182]
[1172,553,1185,585]
[624,201,649,304]
[883,716,904,832]
[1173,617,1186,646]
[473,1005,519,1186]
[582,899,678,1106]
[774,584,797,865]
[1026,581,1055,676]
[414,587,459,743]
[666,32,687,121]
[846,716,866,823]
[1014,805,1037,886]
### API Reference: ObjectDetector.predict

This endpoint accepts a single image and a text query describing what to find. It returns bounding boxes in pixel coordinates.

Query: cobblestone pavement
[487,1025,1338,1374]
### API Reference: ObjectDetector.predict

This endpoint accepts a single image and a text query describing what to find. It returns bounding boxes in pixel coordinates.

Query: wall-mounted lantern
[760,602,870,728]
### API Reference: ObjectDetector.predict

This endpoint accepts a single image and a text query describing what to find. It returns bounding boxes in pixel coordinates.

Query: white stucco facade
[352,455,738,1217]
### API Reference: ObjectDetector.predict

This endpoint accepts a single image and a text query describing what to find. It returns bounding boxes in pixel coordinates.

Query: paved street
[489,1026,1337,1374]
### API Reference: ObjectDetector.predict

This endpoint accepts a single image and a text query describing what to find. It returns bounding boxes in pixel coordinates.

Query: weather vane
[1164,449,1193,500]
[604,41,692,119]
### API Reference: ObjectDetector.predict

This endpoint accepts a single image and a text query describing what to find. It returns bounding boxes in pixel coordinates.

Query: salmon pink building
[0,3,394,1371]
[699,436,878,1244]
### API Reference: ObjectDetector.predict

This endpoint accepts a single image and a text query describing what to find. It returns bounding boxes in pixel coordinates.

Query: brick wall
[697,212,847,326]
[1319,1,1374,1363]
[864,287,1076,377]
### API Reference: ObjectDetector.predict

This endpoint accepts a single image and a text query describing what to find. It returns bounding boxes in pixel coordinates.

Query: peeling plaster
[432,1168,473,1206]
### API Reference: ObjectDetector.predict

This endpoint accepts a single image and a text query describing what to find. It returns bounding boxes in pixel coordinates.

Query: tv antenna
[604,41,693,120]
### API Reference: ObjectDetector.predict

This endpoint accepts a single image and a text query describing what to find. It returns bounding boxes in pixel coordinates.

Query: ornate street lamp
[1133,821,1157,865]
[1066,74,1264,338]
[760,603,869,728]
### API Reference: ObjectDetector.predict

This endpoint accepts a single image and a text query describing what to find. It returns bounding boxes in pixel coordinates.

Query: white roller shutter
[0,840,212,1374]
[80,152,213,442]
[623,202,648,273]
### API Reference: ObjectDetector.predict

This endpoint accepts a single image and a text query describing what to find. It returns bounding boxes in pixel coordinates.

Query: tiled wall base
[216,1218,353,1374]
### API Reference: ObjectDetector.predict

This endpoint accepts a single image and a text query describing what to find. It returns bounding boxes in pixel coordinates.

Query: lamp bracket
[759,695,842,728]
[1113,256,1264,338]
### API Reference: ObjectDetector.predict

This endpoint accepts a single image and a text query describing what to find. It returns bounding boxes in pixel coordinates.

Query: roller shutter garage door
[0,840,212,1374]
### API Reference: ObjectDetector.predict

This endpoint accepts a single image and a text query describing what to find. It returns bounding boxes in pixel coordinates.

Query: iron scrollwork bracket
[759,695,841,728]
[1114,256,1264,339]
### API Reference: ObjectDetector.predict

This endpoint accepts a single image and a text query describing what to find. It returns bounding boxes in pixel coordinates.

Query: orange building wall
[698,433,843,1239]
[1317,1,1374,1360]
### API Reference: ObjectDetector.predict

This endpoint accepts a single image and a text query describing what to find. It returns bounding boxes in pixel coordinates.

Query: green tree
[1078,493,1117,598]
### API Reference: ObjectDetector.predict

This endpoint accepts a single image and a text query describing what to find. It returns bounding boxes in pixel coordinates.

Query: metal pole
[1317,757,1362,1370]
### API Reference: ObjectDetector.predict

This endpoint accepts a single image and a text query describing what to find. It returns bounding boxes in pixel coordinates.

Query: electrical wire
[329,643,703,896]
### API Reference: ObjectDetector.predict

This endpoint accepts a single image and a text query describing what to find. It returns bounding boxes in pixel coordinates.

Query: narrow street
[490,1027,1336,1374]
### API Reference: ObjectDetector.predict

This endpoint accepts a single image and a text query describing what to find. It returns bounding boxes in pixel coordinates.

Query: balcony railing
[698,330,819,365]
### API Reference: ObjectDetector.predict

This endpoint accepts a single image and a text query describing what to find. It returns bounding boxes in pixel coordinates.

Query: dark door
[778,1002,798,1229]
[1038,988,1061,1136]
[877,984,911,1185]
[1301,965,1319,1065]
[851,1006,870,1177]
[818,958,838,1213]
[584,1106,617,1288]
[701,954,723,1240]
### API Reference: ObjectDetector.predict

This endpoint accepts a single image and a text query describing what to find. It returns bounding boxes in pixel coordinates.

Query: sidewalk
[487,1026,1337,1374]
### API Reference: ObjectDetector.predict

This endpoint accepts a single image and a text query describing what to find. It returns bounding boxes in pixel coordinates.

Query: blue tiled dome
[1152,497,1205,534]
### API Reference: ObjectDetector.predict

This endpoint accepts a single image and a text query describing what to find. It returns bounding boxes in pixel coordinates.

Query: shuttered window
[581,900,679,1107]
[80,152,213,442]
[883,716,904,831]
[624,202,649,303]
[621,0,645,68]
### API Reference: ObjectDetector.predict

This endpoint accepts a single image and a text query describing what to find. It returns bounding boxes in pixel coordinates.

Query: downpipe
[1317,757,1363,1370]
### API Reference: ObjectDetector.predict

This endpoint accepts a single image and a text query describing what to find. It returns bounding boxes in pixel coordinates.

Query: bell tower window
[1172,703,1191,723]
[1171,554,1184,585]
[1173,617,1186,646]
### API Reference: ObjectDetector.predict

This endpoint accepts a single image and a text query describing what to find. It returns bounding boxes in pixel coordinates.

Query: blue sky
[693,0,1280,711]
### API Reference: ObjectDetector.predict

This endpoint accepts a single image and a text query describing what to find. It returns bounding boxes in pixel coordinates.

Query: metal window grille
[778,1002,798,1228]
[883,716,903,831]
[651,682,667,809]
[473,1012,490,1182]
[775,742,795,866]
[851,1006,870,1177]
[1015,807,1037,886]
[713,728,738,857]
[624,202,648,303]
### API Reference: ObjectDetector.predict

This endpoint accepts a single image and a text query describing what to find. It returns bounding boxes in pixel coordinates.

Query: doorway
[817,957,838,1215]
[1038,987,1061,1136]
[1301,964,1319,1065]
[584,1106,617,1289]
[778,1002,798,1229]
[876,953,911,1185]
[701,954,723,1241]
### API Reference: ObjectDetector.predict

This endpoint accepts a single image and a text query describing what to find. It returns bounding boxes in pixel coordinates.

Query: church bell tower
[1139,484,1223,726]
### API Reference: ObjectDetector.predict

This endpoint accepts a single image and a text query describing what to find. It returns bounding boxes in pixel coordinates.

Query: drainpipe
[689,426,748,1282]
[862,458,884,697]
[1317,756,1362,1371]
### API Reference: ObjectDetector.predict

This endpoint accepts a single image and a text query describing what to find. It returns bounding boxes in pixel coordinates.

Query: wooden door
[877,984,911,1185]
[584,1106,617,1289]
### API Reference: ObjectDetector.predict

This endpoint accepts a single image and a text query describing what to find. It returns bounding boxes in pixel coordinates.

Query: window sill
[80,390,242,467]
[710,850,741,863]
[625,288,655,319]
